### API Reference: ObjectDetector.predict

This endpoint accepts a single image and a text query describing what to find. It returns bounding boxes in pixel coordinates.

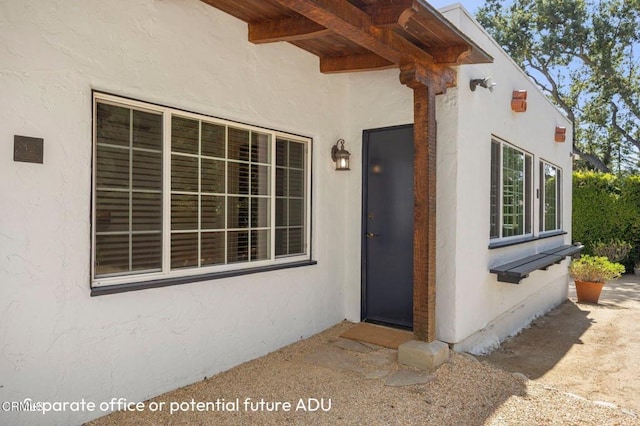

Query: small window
[490,139,533,240]
[540,161,562,232]
[92,93,311,287]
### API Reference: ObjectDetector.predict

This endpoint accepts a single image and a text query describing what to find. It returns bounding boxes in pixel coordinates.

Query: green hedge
[572,171,640,270]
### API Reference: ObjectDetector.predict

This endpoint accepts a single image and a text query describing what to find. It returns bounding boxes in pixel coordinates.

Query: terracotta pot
[575,280,605,304]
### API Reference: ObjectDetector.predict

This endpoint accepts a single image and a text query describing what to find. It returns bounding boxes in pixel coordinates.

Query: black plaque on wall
[14,135,44,164]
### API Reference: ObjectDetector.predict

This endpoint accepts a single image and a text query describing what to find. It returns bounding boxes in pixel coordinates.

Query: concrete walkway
[481,274,640,415]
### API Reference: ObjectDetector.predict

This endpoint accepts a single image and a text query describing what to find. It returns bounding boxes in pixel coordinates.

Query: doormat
[340,323,414,349]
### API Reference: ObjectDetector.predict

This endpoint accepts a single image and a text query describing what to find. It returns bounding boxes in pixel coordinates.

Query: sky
[428,0,487,14]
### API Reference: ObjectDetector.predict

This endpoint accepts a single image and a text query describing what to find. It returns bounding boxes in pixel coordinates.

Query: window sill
[489,231,567,250]
[90,260,318,297]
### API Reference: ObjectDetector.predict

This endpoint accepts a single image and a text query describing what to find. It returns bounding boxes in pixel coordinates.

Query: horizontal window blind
[92,94,311,286]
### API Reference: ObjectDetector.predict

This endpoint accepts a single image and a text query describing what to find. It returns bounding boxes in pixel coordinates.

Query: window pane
[525,154,532,234]
[289,142,305,169]
[251,198,270,228]
[502,145,525,237]
[132,233,162,271]
[133,110,162,150]
[543,163,560,231]
[201,232,225,266]
[275,228,287,256]
[276,167,287,196]
[288,227,303,254]
[276,198,287,227]
[251,230,269,261]
[228,231,249,263]
[132,192,162,231]
[228,197,249,229]
[201,158,225,194]
[251,132,270,163]
[97,104,129,147]
[202,195,225,230]
[133,150,162,190]
[276,139,287,167]
[289,169,304,197]
[171,232,198,269]
[251,165,270,196]
[96,191,129,233]
[172,116,199,155]
[201,122,225,158]
[489,141,500,239]
[95,234,129,276]
[171,194,198,230]
[172,154,198,192]
[96,145,129,188]
[228,128,250,161]
[228,162,250,195]
[288,199,304,227]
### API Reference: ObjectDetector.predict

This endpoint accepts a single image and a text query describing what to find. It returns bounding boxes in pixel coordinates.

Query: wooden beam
[400,65,437,342]
[271,0,434,66]
[320,53,394,73]
[399,62,454,94]
[362,1,412,26]
[398,2,492,65]
[249,16,331,43]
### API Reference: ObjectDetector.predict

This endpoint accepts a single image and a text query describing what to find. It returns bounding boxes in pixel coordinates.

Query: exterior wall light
[331,139,351,171]
[470,77,496,92]
[555,126,567,142]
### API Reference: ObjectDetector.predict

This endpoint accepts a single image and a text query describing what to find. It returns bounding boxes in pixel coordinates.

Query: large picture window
[490,139,532,240]
[540,161,562,232]
[92,93,311,287]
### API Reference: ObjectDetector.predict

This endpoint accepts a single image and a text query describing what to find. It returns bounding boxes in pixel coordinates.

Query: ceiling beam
[320,53,394,73]
[249,16,332,43]
[362,1,412,26]
[270,0,434,66]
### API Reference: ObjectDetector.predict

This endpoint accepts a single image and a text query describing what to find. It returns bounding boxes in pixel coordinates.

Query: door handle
[366,232,377,238]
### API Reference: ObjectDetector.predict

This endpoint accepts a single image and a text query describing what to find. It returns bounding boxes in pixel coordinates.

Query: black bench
[490,244,584,284]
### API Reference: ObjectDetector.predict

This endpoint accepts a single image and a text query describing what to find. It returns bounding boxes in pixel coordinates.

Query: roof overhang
[201,0,493,92]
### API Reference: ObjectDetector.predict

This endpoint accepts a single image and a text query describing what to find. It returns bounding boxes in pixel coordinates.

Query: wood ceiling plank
[271,0,433,65]
[249,16,332,43]
[320,53,394,73]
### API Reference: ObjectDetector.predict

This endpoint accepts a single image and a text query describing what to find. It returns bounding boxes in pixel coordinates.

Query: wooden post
[412,83,437,342]
[400,63,439,342]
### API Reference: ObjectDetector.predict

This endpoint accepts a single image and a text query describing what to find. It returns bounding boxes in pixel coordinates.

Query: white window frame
[91,92,312,287]
[490,138,534,241]
[539,159,562,233]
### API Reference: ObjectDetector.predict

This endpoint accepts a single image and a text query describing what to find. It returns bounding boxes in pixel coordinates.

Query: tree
[476,0,640,173]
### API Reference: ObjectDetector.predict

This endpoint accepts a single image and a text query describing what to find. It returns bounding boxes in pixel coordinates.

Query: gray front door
[362,125,414,329]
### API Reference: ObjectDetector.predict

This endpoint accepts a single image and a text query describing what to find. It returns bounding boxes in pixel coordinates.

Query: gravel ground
[88,321,637,425]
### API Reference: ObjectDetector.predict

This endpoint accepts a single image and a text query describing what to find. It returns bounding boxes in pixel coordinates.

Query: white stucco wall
[1,1,576,423]
[439,6,574,353]
[0,1,350,424]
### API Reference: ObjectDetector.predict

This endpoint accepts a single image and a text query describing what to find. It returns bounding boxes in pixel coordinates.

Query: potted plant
[569,255,625,304]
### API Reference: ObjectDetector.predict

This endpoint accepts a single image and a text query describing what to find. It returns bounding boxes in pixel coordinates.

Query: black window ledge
[91,260,318,297]
[489,231,567,250]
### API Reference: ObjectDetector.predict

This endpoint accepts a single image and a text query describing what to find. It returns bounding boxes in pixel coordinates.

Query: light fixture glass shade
[331,139,350,171]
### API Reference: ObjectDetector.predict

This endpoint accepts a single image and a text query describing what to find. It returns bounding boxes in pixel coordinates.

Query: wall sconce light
[470,77,496,92]
[511,90,527,112]
[554,126,567,142]
[331,139,350,171]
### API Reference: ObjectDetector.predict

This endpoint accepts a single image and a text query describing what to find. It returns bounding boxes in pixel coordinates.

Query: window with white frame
[540,160,562,232]
[92,93,311,286]
[490,139,533,240]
